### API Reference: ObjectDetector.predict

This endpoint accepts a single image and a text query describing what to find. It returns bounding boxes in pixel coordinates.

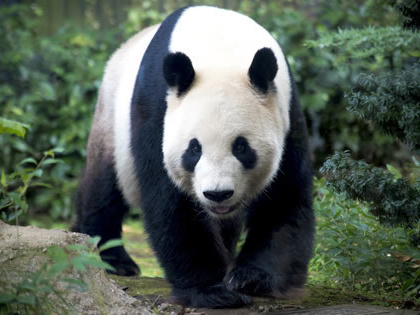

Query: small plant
[0,237,121,314]
[0,117,64,232]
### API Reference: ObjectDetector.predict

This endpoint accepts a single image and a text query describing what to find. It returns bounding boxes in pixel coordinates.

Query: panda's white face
[163,69,287,218]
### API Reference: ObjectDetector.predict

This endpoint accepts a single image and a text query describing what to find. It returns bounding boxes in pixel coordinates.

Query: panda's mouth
[212,206,232,214]
[209,204,239,215]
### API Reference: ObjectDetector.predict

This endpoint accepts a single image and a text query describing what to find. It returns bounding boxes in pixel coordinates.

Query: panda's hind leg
[75,157,140,276]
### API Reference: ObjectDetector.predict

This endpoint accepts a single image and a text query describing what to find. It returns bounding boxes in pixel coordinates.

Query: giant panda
[74,5,314,308]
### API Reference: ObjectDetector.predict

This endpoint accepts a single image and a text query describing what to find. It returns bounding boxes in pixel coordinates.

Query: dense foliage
[0,4,162,221]
[321,152,420,232]
[312,177,419,300]
[314,1,420,249]
[346,64,420,150]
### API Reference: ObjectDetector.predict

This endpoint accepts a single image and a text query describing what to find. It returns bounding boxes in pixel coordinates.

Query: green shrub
[0,5,119,222]
[311,177,420,300]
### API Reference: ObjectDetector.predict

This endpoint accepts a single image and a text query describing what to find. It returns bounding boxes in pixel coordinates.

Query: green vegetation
[312,0,420,301]
[0,237,115,314]
[312,178,419,301]
[1,0,419,310]
[312,1,420,243]
[123,220,163,277]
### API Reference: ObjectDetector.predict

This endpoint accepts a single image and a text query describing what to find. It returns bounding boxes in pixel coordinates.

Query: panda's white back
[98,25,159,208]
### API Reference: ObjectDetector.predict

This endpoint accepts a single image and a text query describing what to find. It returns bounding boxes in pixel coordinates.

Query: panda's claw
[225,264,281,297]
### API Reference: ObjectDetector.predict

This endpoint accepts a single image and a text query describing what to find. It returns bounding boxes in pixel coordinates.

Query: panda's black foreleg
[75,159,140,276]
[225,210,314,298]
[142,195,251,308]
[226,140,314,298]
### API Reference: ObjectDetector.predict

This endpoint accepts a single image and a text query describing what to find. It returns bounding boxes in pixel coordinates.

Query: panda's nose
[203,190,234,203]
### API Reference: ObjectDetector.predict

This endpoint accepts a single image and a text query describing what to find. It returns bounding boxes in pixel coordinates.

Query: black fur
[163,52,195,96]
[75,6,314,309]
[248,47,278,94]
[74,158,139,276]
[182,138,202,172]
[232,136,257,169]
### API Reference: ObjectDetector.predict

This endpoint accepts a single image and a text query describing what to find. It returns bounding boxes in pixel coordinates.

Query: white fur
[106,25,159,208]
[163,7,291,217]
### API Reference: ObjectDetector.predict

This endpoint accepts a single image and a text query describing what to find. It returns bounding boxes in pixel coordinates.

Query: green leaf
[41,158,64,166]
[47,246,67,262]
[29,182,53,189]
[1,171,6,186]
[16,295,36,305]
[83,257,115,270]
[99,239,124,252]
[386,164,402,179]
[47,261,69,278]
[0,118,30,138]
[39,82,56,101]
[70,256,87,272]
[0,293,16,304]
[66,244,89,252]
[96,260,116,272]
[43,147,64,158]
[7,209,23,221]
[413,156,420,167]
[87,236,101,247]
[19,158,38,166]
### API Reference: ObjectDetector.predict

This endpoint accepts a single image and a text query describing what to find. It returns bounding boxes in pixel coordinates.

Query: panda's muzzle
[203,190,236,215]
[203,190,234,203]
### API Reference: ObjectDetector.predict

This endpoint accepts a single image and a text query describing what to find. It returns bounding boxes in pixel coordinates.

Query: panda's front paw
[171,283,252,308]
[225,264,285,298]
[100,246,140,276]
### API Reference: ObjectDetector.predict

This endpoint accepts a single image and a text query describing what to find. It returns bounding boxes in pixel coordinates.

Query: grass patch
[123,219,164,278]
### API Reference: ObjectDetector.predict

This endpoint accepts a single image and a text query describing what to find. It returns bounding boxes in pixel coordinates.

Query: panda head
[162,48,289,218]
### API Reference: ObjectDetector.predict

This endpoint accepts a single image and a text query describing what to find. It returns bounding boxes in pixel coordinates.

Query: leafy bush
[311,1,420,245]
[0,116,64,227]
[0,5,150,222]
[346,63,420,150]
[0,145,64,225]
[311,178,420,300]
[321,152,420,230]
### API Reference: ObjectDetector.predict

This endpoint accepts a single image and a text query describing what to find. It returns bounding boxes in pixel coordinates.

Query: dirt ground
[0,221,418,314]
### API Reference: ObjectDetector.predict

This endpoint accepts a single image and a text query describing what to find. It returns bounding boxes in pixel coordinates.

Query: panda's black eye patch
[232,136,257,169]
[182,138,202,172]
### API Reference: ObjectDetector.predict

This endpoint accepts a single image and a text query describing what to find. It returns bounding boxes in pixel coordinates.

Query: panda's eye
[232,136,257,169]
[192,143,201,154]
[233,141,246,154]
[188,138,202,155]
[182,138,202,173]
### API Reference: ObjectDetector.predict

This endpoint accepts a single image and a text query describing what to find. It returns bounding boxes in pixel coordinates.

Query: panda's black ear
[248,48,278,94]
[163,52,195,96]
